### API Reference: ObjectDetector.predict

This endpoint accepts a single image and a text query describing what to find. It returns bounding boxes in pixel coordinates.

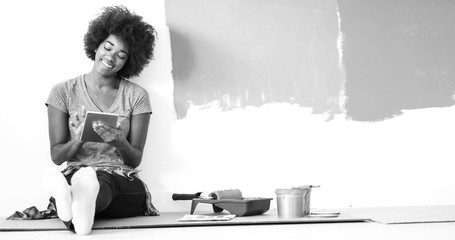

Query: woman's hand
[101,113,150,168]
[92,121,126,145]
[48,105,86,165]
[69,106,87,142]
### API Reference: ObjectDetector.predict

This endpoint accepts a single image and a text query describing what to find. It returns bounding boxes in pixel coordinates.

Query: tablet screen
[79,111,119,143]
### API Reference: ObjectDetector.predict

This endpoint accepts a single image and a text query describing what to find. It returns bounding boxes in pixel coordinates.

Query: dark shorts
[61,169,147,232]
[64,170,147,218]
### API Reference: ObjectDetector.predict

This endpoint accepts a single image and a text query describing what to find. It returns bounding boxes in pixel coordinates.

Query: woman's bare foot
[71,167,99,235]
[42,167,72,222]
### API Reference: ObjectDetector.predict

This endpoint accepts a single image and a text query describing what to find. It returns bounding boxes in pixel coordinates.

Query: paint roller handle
[172,192,202,200]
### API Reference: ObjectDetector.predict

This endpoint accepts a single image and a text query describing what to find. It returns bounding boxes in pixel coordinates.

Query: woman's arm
[47,105,85,165]
[94,113,151,168]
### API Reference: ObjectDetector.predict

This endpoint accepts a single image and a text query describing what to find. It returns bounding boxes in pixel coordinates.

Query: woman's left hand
[92,121,125,145]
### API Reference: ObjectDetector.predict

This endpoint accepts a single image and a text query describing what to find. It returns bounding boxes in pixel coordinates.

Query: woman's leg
[43,167,73,222]
[95,172,146,218]
[46,167,145,233]
[95,171,114,212]
[70,167,99,235]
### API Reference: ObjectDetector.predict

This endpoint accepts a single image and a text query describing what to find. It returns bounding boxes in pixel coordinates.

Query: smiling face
[94,34,129,77]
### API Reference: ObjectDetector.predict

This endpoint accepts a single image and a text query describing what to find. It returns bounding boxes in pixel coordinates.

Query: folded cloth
[7,197,57,220]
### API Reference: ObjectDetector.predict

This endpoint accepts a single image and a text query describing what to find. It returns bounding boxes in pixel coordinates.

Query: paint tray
[190,197,273,216]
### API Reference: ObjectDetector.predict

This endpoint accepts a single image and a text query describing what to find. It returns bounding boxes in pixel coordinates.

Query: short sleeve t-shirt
[45,75,152,167]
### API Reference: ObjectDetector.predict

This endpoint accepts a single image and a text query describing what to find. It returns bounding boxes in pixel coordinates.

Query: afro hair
[83,5,157,79]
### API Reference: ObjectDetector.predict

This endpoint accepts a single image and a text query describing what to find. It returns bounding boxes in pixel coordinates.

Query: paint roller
[172,189,243,201]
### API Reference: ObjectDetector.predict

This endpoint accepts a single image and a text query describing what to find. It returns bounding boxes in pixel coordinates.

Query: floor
[2,221,455,240]
[3,206,455,239]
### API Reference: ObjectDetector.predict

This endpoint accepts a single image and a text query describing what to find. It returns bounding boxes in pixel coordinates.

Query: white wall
[0,0,173,216]
[1,0,454,217]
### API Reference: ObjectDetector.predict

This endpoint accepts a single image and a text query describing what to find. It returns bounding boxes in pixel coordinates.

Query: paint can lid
[275,188,308,195]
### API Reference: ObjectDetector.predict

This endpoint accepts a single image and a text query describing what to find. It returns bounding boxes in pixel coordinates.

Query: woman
[44,6,159,235]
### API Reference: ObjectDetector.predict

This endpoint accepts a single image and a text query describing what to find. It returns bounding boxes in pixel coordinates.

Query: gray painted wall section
[166,0,455,121]
[166,0,343,118]
[339,0,455,121]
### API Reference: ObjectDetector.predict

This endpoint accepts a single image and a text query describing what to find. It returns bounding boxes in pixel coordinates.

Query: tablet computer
[79,111,119,143]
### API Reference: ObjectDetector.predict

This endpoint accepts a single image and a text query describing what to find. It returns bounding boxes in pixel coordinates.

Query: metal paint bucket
[275,186,312,218]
